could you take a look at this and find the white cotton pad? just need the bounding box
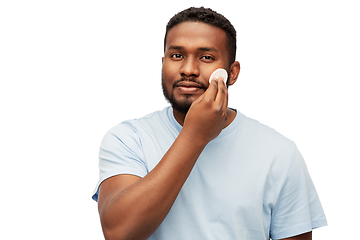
[209,68,228,83]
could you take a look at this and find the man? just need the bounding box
[92,7,327,240]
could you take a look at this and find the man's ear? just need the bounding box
[228,61,240,86]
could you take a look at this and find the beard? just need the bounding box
[162,77,207,114]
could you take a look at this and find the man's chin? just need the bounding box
[162,84,198,114]
[170,99,193,114]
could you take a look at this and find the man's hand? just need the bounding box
[182,78,228,145]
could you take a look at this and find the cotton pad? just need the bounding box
[209,68,228,83]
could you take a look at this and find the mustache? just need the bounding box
[172,77,208,90]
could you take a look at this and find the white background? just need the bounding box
[1,0,359,239]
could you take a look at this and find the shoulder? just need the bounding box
[102,107,176,150]
[107,107,172,135]
[240,113,295,150]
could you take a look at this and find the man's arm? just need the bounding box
[280,231,312,240]
[97,79,228,240]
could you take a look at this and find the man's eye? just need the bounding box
[201,55,214,61]
[171,54,183,59]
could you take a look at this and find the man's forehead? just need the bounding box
[165,22,227,53]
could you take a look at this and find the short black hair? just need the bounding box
[164,7,237,66]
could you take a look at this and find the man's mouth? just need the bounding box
[178,86,201,93]
[174,79,207,94]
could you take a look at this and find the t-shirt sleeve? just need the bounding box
[92,122,148,202]
[270,145,327,239]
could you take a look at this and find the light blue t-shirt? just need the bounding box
[92,107,327,240]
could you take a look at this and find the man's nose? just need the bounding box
[180,57,200,77]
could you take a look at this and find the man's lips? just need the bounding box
[173,79,207,94]
[177,86,201,93]
[176,82,204,93]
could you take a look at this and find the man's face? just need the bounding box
[162,21,230,114]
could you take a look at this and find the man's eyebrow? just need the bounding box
[167,46,219,52]
[168,45,184,50]
[198,47,219,52]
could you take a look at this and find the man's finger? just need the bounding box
[214,77,227,109]
[204,78,219,101]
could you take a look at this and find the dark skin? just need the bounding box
[97,22,312,240]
